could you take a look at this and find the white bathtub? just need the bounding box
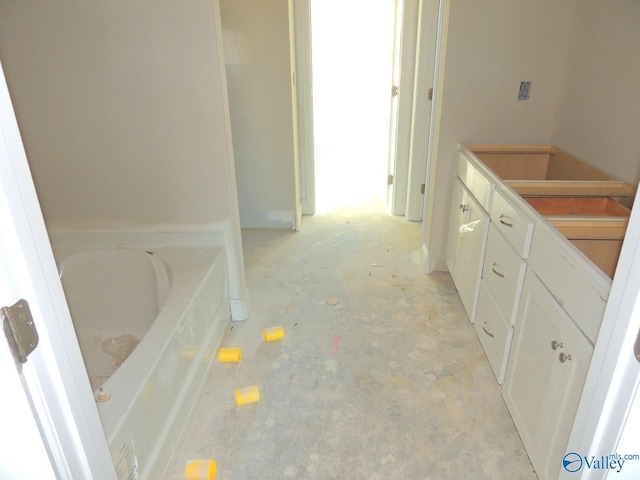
[56,246,230,480]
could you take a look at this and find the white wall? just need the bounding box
[552,0,640,185]
[425,0,578,271]
[0,0,248,316]
[220,0,298,228]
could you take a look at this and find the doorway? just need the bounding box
[310,0,396,214]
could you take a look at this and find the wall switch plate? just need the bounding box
[518,81,532,100]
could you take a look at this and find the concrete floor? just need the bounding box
[165,202,537,479]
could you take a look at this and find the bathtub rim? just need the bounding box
[48,230,249,321]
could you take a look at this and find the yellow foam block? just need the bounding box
[235,385,260,406]
[218,347,242,363]
[184,459,216,480]
[263,326,285,342]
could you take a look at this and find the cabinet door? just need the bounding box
[446,177,489,322]
[475,282,513,383]
[503,271,593,480]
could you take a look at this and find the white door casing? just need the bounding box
[292,0,315,216]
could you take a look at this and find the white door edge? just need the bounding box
[0,59,117,479]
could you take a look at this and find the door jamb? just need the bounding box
[292,0,315,216]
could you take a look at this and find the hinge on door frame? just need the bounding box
[420,183,426,194]
[2,299,38,372]
[428,88,433,101]
[391,85,398,97]
[388,174,394,185]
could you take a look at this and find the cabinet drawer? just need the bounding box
[475,282,513,384]
[456,151,494,211]
[528,225,610,344]
[482,225,527,325]
[491,188,534,257]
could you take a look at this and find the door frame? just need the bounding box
[292,0,315,216]
[295,0,429,217]
[0,60,116,479]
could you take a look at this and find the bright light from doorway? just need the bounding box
[311,0,396,214]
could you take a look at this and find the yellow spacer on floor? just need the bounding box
[235,385,260,406]
[263,325,285,342]
[218,347,242,363]
[184,459,217,480]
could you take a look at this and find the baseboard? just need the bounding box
[421,243,432,274]
[230,288,250,321]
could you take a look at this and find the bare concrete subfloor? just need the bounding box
[165,202,537,480]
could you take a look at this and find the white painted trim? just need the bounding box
[231,294,251,322]
[421,242,433,274]
[211,0,250,320]
[48,230,226,248]
[421,0,449,264]
[293,0,315,216]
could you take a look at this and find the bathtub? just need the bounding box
[56,246,230,480]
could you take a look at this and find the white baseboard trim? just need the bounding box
[230,288,250,321]
[421,243,432,274]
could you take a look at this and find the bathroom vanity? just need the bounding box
[446,144,636,480]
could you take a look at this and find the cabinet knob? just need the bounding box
[559,352,572,363]
[551,340,563,350]
[459,203,469,212]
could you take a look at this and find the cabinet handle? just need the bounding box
[482,321,495,338]
[559,352,572,363]
[499,214,514,227]
[491,262,505,278]
[551,340,563,350]
[459,203,469,212]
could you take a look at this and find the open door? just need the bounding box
[0,60,116,479]
[387,0,420,216]
[405,0,440,221]
[386,0,403,211]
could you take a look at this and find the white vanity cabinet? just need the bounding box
[451,144,626,480]
[503,270,593,480]
[446,176,490,322]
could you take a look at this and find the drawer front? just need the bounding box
[491,189,534,257]
[456,151,494,211]
[482,225,527,325]
[528,225,609,344]
[475,283,513,384]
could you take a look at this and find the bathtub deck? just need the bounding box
[55,245,230,480]
[164,202,537,480]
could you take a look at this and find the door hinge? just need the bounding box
[428,88,433,101]
[388,174,394,185]
[391,85,398,97]
[420,183,426,194]
[2,299,38,371]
